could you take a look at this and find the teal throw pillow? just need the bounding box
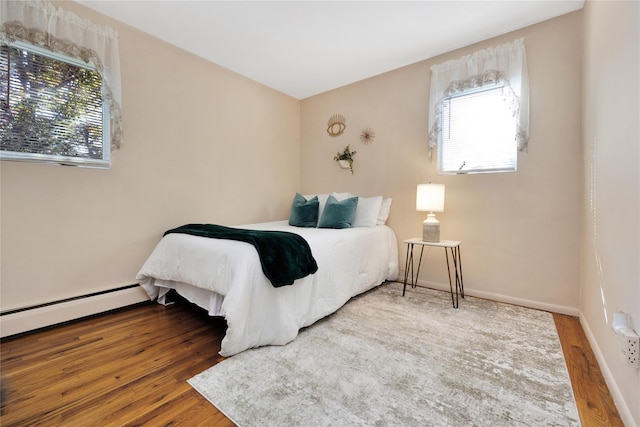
[318,195,359,229]
[288,193,319,227]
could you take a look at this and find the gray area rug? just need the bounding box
[189,282,580,426]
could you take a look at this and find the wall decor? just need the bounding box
[360,128,375,144]
[334,145,357,174]
[327,114,346,137]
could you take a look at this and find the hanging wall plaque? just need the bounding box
[327,114,346,137]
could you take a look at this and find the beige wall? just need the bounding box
[0,2,301,311]
[581,1,639,425]
[2,2,637,423]
[301,12,583,314]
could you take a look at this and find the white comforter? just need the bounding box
[137,220,398,356]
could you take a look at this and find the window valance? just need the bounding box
[428,38,529,158]
[1,0,122,149]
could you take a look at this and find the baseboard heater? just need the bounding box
[0,284,150,339]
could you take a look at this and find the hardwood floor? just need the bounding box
[1,301,233,427]
[553,314,624,427]
[1,296,623,426]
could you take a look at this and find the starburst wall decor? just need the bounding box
[360,128,375,144]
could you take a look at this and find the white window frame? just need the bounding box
[438,84,518,175]
[1,40,110,168]
[428,39,529,166]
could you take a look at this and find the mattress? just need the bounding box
[137,220,398,356]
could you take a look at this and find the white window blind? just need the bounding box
[439,85,517,174]
[1,41,109,168]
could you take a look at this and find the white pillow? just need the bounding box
[328,192,352,201]
[352,196,383,227]
[376,197,392,225]
[303,193,350,222]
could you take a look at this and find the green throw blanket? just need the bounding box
[164,224,318,288]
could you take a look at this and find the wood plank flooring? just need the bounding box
[1,295,623,426]
[554,314,625,427]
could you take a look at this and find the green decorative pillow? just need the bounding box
[318,195,359,229]
[288,193,319,227]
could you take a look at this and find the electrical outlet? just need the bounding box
[618,328,639,369]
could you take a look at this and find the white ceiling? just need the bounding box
[76,1,584,99]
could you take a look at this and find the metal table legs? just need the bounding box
[402,242,465,308]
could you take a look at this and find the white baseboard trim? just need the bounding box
[401,277,580,316]
[579,314,637,427]
[0,285,150,339]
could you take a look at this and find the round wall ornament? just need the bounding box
[360,128,375,144]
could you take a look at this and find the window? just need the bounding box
[439,84,517,174]
[428,39,529,173]
[0,41,110,168]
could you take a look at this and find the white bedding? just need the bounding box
[137,220,398,356]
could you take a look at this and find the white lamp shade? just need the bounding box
[416,184,445,212]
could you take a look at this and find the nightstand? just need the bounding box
[402,238,465,308]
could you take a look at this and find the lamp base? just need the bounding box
[423,213,440,242]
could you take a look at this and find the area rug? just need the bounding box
[188,282,580,426]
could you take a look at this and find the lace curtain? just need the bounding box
[428,38,529,158]
[1,0,122,149]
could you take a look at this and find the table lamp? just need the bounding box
[416,183,445,242]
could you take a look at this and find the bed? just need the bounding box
[137,194,398,356]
